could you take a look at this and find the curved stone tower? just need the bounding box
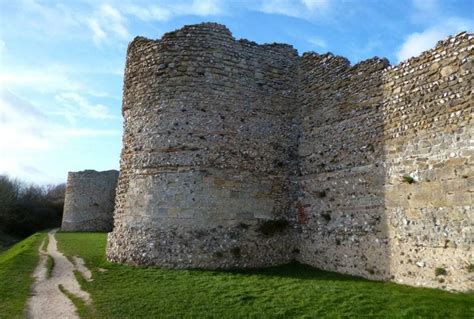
[107,23,299,268]
[62,170,119,231]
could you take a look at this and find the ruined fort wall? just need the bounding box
[383,33,473,290]
[295,54,390,280]
[107,23,300,268]
[62,170,119,232]
[106,22,472,290]
[296,33,473,291]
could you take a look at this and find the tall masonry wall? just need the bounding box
[107,23,473,291]
[107,23,300,268]
[62,170,119,231]
[296,32,473,291]
[296,55,391,280]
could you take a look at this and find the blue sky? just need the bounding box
[0,0,472,185]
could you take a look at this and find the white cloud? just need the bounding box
[88,19,107,45]
[396,18,473,62]
[55,92,117,122]
[124,0,223,22]
[20,0,81,33]
[412,0,438,13]
[301,0,330,12]
[259,0,329,20]
[0,40,6,58]
[0,90,120,183]
[88,4,130,45]
[0,64,84,94]
[123,5,172,22]
[411,0,439,23]
[0,90,50,150]
[307,37,327,48]
[0,90,119,150]
[189,0,222,16]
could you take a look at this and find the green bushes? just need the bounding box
[0,175,65,238]
[402,175,415,184]
[467,264,474,273]
[435,267,447,276]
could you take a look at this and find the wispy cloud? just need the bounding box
[55,92,117,122]
[19,0,81,34]
[88,4,130,45]
[259,0,330,20]
[123,0,223,22]
[0,90,119,150]
[396,17,472,62]
[0,64,84,94]
[306,37,327,48]
[411,0,439,23]
[0,40,6,58]
[0,90,120,183]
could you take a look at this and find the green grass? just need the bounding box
[0,232,46,318]
[59,282,96,318]
[46,255,55,279]
[55,232,474,319]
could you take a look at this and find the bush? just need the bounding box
[0,175,65,238]
[402,175,415,184]
[435,267,447,276]
[467,264,474,273]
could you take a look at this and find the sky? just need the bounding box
[0,0,472,185]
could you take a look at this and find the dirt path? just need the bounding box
[26,229,92,318]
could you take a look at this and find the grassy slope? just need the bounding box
[56,232,473,319]
[0,232,46,318]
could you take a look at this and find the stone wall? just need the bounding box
[107,22,472,291]
[296,32,473,291]
[107,23,299,268]
[383,33,472,290]
[62,170,119,232]
[296,54,391,280]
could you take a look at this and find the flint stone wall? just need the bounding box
[107,22,473,291]
[62,170,119,232]
[107,23,299,268]
[296,32,473,291]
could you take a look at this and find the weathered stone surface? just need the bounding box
[296,31,473,292]
[107,23,298,268]
[62,170,119,232]
[106,23,473,291]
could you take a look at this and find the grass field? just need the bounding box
[0,232,46,318]
[53,232,473,318]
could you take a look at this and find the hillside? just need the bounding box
[0,231,472,318]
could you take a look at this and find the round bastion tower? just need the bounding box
[106,23,300,268]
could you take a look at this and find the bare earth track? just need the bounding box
[26,229,92,318]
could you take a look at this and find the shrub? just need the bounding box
[0,175,65,238]
[467,264,474,273]
[402,175,415,184]
[435,267,447,276]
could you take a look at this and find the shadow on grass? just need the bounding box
[206,261,369,282]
